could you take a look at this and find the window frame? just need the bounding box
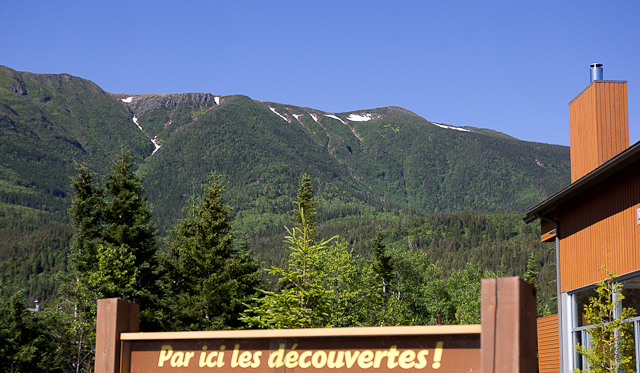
[569,272,640,372]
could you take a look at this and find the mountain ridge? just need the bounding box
[109,90,522,148]
[0,65,570,224]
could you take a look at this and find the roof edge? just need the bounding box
[524,139,640,223]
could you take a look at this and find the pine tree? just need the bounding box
[164,172,263,330]
[293,174,317,242]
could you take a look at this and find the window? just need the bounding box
[570,274,640,372]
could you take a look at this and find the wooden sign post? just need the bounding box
[95,277,537,373]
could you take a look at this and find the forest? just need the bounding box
[0,152,554,372]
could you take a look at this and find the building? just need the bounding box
[524,64,638,372]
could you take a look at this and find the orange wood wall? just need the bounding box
[569,81,628,182]
[537,314,559,373]
[558,159,640,292]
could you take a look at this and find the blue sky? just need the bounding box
[2,1,638,147]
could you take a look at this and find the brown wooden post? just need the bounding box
[95,298,140,373]
[481,277,538,372]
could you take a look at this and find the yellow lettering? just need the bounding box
[414,350,429,369]
[232,344,241,367]
[239,351,253,368]
[374,350,388,368]
[184,352,195,367]
[327,351,345,368]
[218,347,226,368]
[268,344,285,368]
[358,350,374,369]
[199,346,209,367]
[432,342,443,369]
[158,345,173,367]
[285,350,299,368]
[312,351,328,368]
[251,351,262,368]
[398,350,415,369]
[387,346,400,369]
[345,351,360,368]
[170,351,185,367]
[299,351,312,368]
[206,352,218,367]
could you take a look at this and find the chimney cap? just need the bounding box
[590,63,603,68]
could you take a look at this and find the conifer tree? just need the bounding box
[293,174,317,242]
[523,252,538,286]
[371,231,394,295]
[523,252,550,317]
[164,172,263,330]
[242,210,335,329]
[0,291,62,371]
[67,150,161,330]
[102,150,159,294]
[69,165,105,274]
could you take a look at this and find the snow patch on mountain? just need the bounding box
[292,113,301,122]
[324,114,345,125]
[121,97,133,103]
[309,113,320,123]
[347,113,373,122]
[214,96,220,105]
[151,136,161,155]
[269,106,290,122]
[133,116,161,155]
[432,122,470,132]
[132,116,144,131]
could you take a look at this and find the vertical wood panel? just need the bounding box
[537,314,559,373]
[560,161,640,292]
[569,82,628,182]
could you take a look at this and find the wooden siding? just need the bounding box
[541,215,557,243]
[558,159,640,292]
[537,314,559,373]
[569,81,628,182]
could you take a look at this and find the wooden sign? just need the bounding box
[96,277,537,373]
[121,326,481,373]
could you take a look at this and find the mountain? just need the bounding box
[0,66,566,303]
[117,92,569,234]
[0,66,153,212]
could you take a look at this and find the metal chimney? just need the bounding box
[590,63,603,82]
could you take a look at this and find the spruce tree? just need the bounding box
[67,150,161,330]
[102,150,159,290]
[69,165,105,274]
[293,174,317,242]
[164,172,263,330]
[242,210,335,329]
[371,231,394,295]
[523,252,538,286]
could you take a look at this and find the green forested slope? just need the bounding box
[0,65,153,212]
[0,66,154,301]
[0,66,566,307]
[129,95,569,236]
